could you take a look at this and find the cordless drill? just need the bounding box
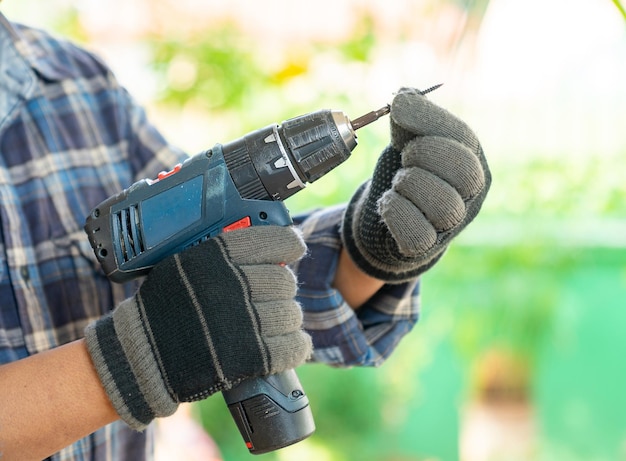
[84,104,389,454]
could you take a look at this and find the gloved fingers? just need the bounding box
[390,87,480,153]
[264,330,313,375]
[240,265,298,302]
[391,168,465,232]
[401,136,486,200]
[254,299,303,337]
[218,225,306,265]
[378,190,437,256]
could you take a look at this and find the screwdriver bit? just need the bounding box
[351,83,443,131]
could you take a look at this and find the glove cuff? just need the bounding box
[85,296,178,431]
[341,181,445,283]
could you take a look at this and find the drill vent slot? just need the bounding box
[114,205,145,263]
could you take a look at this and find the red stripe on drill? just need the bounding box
[223,216,251,232]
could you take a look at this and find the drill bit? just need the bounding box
[351,83,443,131]
[351,105,391,131]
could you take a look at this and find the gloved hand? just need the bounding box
[85,225,312,430]
[342,87,491,282]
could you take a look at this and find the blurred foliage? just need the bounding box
[146,13,382,113]
[51,6,89,45]
[484,154,626,219]
[148,24,272,111]
[612,0,626,20]
[335,13,377,62]
[428,244,563,396]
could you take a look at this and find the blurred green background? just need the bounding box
[4,0,625,459]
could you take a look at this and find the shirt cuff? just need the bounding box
[292,205,421,367]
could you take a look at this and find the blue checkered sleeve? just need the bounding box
[292,205,420,367]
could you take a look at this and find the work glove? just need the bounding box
[342,87,491,282]
[85,225,312,430]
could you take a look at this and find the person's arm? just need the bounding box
[294,86,490,369]
[0,225,311,460]
[292,206,420,367]
[0,231,381,460]
[0,339,118,460]
[332,247,384,309]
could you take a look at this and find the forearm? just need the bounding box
[332,247,384,309]
[0,339,118,460]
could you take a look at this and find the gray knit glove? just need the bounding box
[342,87,491,282]
[85,225,312,430]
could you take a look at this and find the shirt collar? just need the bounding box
[0,12,37,100]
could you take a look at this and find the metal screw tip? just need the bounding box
[420,83,444,95]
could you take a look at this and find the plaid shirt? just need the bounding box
[0,13,420,461]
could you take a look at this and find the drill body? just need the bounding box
[84,108,377,454]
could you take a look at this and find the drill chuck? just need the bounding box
[223,109,357,202]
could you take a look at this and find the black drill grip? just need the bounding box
[223,370,315,454]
